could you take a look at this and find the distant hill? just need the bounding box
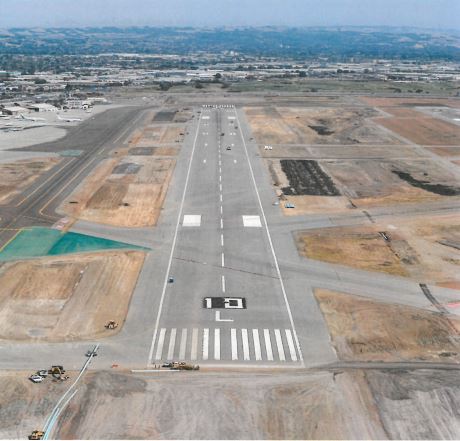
[1,26,459,61]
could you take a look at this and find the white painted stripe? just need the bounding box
[203,159,206,164]
[221,234,224,247]
[234,159,237,164]
[167,328,176,360]
[183,215,201,227]
[242,215,262,228]
[219,175,222,182]
[220,205,223,215]
[221,253,225,267]
[274,329,285,361]
[263,329,274,361]
[231,328,238,360]
[219,183,222,192]
[221,275,226,293]
[202,328,209,361]
[191,328,198,361]
[214,328,221,360]
[219,167,222,174]
[242,329,250,360]
[285,329,297,361]
[154,328,166,360]
[252,329,262,361]
[179,329,187,360]
[147,112,203,365]
[220,218,223,229]
[219,160,222,166]
[220,194,223,202]
[234,110,304,366]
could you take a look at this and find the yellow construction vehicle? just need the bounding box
[48,365,67,381]
[162,362,199,371]
[28,430,44,440]
[105,320,118,329]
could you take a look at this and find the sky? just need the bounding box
[0,0,459,30]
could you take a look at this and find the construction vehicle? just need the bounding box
[28,431,44,440]
[105,320,118,329]
[48,366,67,381]
[162,362,199,371]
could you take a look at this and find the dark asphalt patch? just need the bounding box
[153,111,177,122]
[129,147,154,156]
[112,163,141,174]
[392,170,460,196]
[281,160,340,196]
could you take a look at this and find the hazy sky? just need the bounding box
[0,0,458,29]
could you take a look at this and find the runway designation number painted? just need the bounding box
[204,297,246,309]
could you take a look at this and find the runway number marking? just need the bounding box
[203,297,246,309]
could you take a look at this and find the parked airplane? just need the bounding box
[57,114,82,122]
[17,113,46,122]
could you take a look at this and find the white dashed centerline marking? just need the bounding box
[220,218,223,229]
[221,275,226,292]
[221,234,224,246]
[220,194,223,202]
[220,206,223,215]
[221,253,225,267]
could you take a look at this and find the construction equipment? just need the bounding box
[28,431,44,440]
[105,320,118,329]
[48,365,66,381]
[162,361,199,371]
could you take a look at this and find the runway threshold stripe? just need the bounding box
[231,328,238,360]
[203,328,209,361]
[214,328,221,360]
[263,329,274,361]
[155,328,166,360]
[179,329,187,360]
[285,329,297,361]
[242,329,250,361]
[167,328,177,360]
[274,329,286,361]
[253,329,262,361]
[191,328,198,361]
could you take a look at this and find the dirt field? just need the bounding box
[0,158,60,204]
[297,215,460,285]
[53,370,386,439]
[270,158,460,215]
[428,146,460,157]
[360,97,460,108]
[0,251,144,341]
[61,155,175,227]
[315,289,460,362]
[375,116,460,145]
[159,126,184,144]
[244,106,401,145]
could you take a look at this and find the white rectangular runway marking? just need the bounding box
[214,328,221,360]
[263,329,274,361]
[234,159,237,164]
[167,328,176,360]
[190,328,198,361]
[219,160,221,166]
[221,234,224,247]
[231,328,238,360]
[221,253,225,267]
[220,218,223,229]
[252,329,262,361]
[219,167,222,174]
[220,194,223,202]
[202,116,210,120]
[221,275,226,292]
[285,329,297,361]
[242,329,250,360]
[242,215,262,227]
[220,205,223,215]
[202,328,209,361]
[219,183,222,192]
[203,159,206,164]
[179,329,187,360]
[219,175,221,182]
[274,329,285,361]
[183,215,201,227]
[155,328,166,360]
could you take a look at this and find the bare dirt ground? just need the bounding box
[297,214,460,286]
[315,289,460,362]
[159,126,184,144]
[54,370,386,440]
[270,158,459,215]
[60,155,175,227]
[0,158,60,204]
[0,251,144,341]
[428,146,460,157]
[2,369,458,440]
[360,97,460,108]
[374,116,460,146]
[244,106,401,145]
